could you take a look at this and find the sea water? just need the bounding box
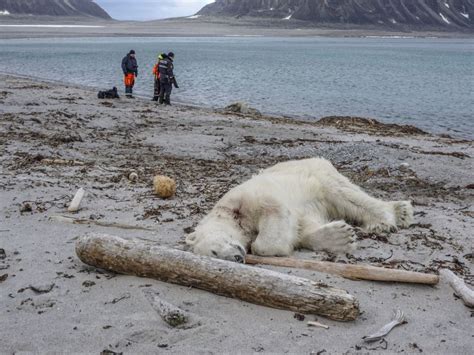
[0,36,472,138]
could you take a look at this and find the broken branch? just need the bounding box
[440,269,474,308]
[50,215,155,231]
[245,255,439,285]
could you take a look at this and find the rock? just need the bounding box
[20,202,33,213]
[68,188,85,213]
[128,172,138,183]
[153,175,177,199]
[294,313,305,321]
[224,102,261,116]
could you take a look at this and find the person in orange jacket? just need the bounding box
[121,50,138,98]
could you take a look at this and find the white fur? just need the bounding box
[186,158,414,261]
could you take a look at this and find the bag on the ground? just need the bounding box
[98,87,120,99]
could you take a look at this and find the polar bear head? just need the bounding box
[185,224,247,263]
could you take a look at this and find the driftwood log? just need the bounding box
[245,255,439,285]
[76,234,359,321]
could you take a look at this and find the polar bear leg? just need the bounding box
[299,218,356,253]
[324,173,413,233]
[250,206,298,257]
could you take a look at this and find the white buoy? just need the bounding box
[68,188,85,212]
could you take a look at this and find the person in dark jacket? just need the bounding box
[152,53,167,102]
[121,50,138,98]
[158,52,176,105]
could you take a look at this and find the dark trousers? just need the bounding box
[153,79,160,101]
[159,82,172,104]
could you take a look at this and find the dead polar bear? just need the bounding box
[186,158,414,262]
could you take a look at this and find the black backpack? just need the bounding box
[98,87,119,99]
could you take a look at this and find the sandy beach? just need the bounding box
[0,74,473,354]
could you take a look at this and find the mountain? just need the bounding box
[0,0,111,19]
[198,0,473,29]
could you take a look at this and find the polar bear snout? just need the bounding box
[233,254,245,263]
[186,229,247,263]
[210,242,246,263]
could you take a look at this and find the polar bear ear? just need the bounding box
[185,232,198,246]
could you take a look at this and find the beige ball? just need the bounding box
[153,175,176,199]
[128,172,138,183]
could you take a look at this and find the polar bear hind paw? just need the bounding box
[305,221,357,254]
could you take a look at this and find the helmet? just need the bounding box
[167,52,175,58]
[129,50,136,55]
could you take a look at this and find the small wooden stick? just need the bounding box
[245,255,439,285]
[50,215,156,231]
[41,158,85,166]
[440,269,474,308]
[307,321,329,329]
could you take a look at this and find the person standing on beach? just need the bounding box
[152,53,167,102]
[158,52,177,105]
[121,50,138,99]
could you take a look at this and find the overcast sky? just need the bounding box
[95,0,214,20]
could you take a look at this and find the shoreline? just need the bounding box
[1,71,469,141]
[0,74,473,354]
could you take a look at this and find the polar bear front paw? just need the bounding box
[393,201,414,229]
[251,239,292,257]
[311,221,357,253]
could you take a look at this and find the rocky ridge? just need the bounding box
[0,0,111,19]
[198,0,473,30]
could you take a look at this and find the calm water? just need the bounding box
[0,37,472,138]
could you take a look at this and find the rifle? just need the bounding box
[171,77,179,89]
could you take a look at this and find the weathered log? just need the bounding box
[440,269,474,308]
[76,234,359,321]
[245,255,439,285]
